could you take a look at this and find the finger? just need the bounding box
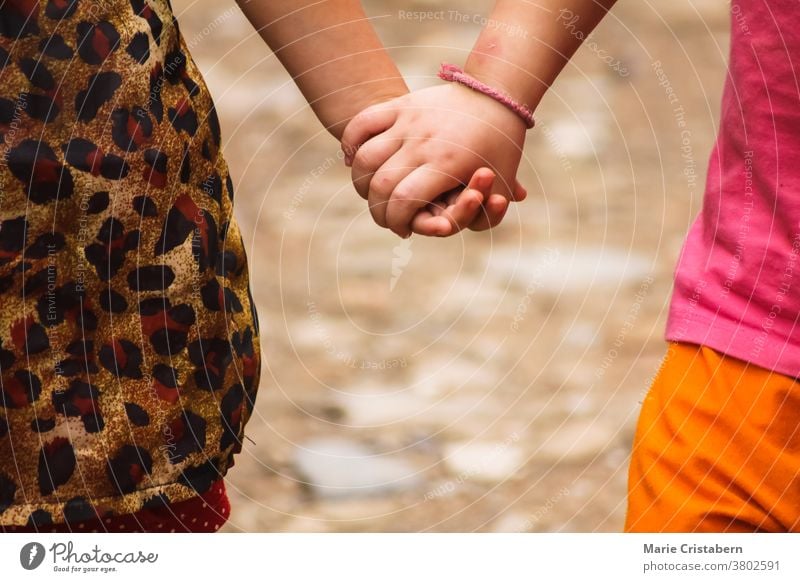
[409,207,447,237]
[426,187,464,216]
[431,169,494,233]
[341,102,400,166]
[465,168,496,199]
[366,154,415,229]
[512,180,528,202]
[485,168,520,202]
[386,165,461,238]
[468,193,509,232]
[409,168,501,236]
[438,188,485,234]
[350,133,404,200]
[411,210,453,237]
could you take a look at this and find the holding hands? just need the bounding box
[341,82,529,238]
[243,0,610,239]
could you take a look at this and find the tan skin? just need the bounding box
[235,0,616,238]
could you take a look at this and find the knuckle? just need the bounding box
[356,102,386,125]
[369,205,387,227]
[369,176,394,200]
[351,107,372,127]
[342,141,359,158]
[355,184,369,200]
[352,173,372,195]
[440,148,456,163]
[391,187,414,203]
[353,148,378,171]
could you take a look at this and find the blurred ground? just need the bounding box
[171,0,730,532]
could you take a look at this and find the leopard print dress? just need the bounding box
[0,0,261,526]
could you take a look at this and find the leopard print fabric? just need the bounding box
[0,0,261,526]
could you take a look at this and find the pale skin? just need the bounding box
[235,0,617,237]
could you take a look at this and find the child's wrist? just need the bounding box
[324,79,409,140]
[439,64,535,129]
[463,67,543,117]
[463,51,548,119]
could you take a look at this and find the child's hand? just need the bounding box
[342,83,528,238]
[408,167,518,237]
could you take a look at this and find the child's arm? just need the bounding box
[465,0,617,118]
[235,0,509,234]
[234,0,408,139]
[342,0,617,238]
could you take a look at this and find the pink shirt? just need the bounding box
[666,0,800,378]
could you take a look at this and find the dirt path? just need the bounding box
[171,0,729,532]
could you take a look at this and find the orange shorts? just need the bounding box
[625,341,800,532]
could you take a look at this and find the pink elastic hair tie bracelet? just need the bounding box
[438,63,535,129]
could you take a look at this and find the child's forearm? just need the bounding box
[465,0,617,113]
[235,0,408,139]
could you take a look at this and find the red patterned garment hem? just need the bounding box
[1,480,230,533]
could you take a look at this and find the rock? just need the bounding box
[280,515,330,533]
[287,316,360,363]
[429,274,520,320]
[488,246,652,293]
[288,318,329,349]
[551,361,603,392]
[337,279,393,313]
[409,356,496,398]
[309,497,401,521]
[544,116,608,159]
[560,322,599,350]
[336,387,427,425]
[336,379,507,432]
[418,396,504,431]
[534,420,617,462]
[564,392,598,416]
[443,441,524,483]
[491,512,534,533]
[293,438,422,499]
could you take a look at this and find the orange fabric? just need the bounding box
[625,341,800,532]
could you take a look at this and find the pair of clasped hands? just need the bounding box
[339,82,529,239]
